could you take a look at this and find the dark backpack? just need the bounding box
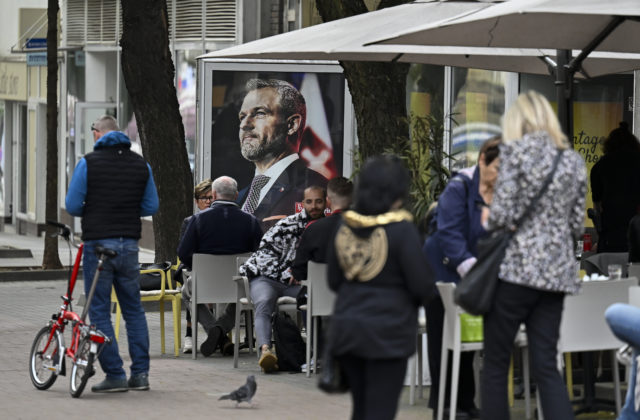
[272,311,306,372]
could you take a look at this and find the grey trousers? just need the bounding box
[249,275,301,348]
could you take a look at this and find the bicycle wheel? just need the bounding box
[29,325,61,390]
[70,337,96,398]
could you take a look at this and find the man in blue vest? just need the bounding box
[66,115,159,393]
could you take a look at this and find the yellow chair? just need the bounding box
[111,263,182,357]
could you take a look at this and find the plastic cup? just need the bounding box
[608,264,622,280]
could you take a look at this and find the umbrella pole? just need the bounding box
[556,49,574,140]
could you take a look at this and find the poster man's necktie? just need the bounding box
[242,175,270,214]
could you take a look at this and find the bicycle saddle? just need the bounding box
[94,246,118,258]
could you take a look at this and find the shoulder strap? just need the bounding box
[513,149,564,230]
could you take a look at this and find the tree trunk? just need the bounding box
[43,0,62,269]
[316,0,411,160]
[120,0,192,263]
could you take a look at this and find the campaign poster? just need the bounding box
[208,69,346,226]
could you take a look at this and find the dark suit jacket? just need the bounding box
[238,157,328,231]
[177,200,263,269]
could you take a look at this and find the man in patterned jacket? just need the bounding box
[239,185,326,372]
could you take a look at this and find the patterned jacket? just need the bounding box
[488,131,587,294]
[239,209,312,284]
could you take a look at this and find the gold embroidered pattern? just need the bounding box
[342,209,413,228]
[335,224,388,282]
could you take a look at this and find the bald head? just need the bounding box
[212,176,238,201]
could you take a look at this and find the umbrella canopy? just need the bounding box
[201,0,640,78]
[374,0,640,54]
[371,0,640,135]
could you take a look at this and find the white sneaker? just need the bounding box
[301,358,318,373]
[183,336,193,354]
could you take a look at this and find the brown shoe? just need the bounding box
[258,348,278,373]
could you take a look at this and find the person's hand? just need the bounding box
[288,276,300,285]
[481,205,491,229]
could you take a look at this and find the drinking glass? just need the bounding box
[608,264,622,280]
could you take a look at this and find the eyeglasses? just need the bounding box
[90,124,98,132]
[198,196,214,202]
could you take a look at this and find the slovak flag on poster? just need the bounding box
[298,73,338,180]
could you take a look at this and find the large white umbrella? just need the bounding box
[371,0,640,134]
[201,0,640,78]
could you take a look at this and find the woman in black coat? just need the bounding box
[326,155,435,420]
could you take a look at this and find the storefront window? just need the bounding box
[520,72,633,228]
[175,49,199,170]
[450,68,509,170]
[407,64,445,125]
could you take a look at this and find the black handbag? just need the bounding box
[317,353,349,394]
[454,149,564,315]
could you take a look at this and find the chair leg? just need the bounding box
[437,344,449,420]
[409,353,417,406]
[612,350,622,414]
[159,298,166,355]
[233,302,241,368]
[449,348,461,420]
[306,309,312,378]
[564,353,573,399]
[114,302,122,341]
[172,297,181,357]
[192,298,198,360]
[418,333,424,399]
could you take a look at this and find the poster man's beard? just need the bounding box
[241,136,290,162]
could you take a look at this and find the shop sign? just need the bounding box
[0,61,27,101]
[27,52,47,67]
[26,38,46,49]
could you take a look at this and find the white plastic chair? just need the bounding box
[409,307,427,405]
[191,253,251,360]
[299,262,335,377]
[436,282,531,420]
[558,277,637,416]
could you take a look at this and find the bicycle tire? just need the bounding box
[69,337,95,398]
[29,325,61,390]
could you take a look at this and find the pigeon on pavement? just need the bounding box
[219,375,257,406]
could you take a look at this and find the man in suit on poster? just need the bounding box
[237,78,328,230]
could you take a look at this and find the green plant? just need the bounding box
[386,112,452,231]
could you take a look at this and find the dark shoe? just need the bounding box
[465,406,480,419]
[91,377,128,393]
[433,408,471,420]
[200,326,223,357]
[220,336,234,356]
[128,373,150,391]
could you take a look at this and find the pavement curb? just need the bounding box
[0,268,81,282]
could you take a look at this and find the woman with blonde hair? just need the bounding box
[481,91,586,419]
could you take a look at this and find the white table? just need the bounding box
[557,277,638,415]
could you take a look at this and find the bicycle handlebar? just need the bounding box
[46,220,80,247]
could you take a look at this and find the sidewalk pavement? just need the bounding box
[0,229,611,419]
[2,278,430,419]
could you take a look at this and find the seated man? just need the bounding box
[239,185,327,372]
[291,177,353,281]
[177,176,262,357]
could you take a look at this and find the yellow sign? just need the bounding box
[572,102,622,227]
[0,61,27,101]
